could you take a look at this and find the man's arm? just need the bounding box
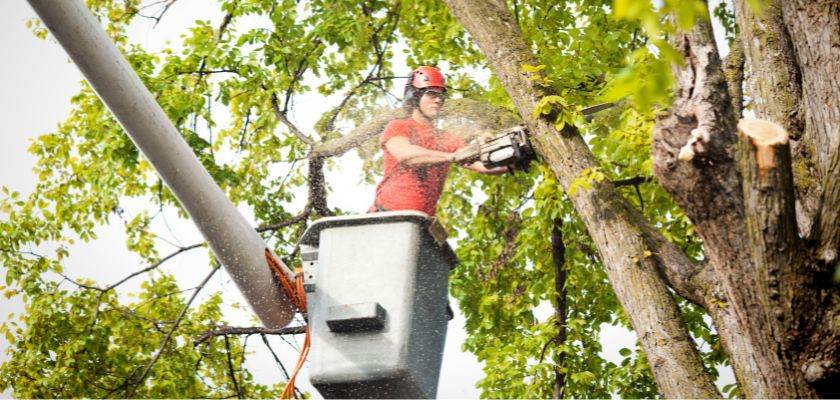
[385,136,511,175]
[385,136,454,166]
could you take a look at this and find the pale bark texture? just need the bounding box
[441,0,840,397]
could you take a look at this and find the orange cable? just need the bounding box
[265,250,312,399]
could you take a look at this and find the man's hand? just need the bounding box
[460,161,513,175]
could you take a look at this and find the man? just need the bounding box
[370,66,507,215]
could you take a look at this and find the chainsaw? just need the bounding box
[452,125,535,171]
[452,102,615,172]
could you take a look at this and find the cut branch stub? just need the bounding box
[738,117,800,364]
[738,119,791,184]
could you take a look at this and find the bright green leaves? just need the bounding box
[24,17,48,39]
[569,167,607,196]
[441,160,658,397]
[602,46,675,112]
[398,0,481,67]
[713,1,738,46]
[613,0,708,34]
[532,94,593,132]
[606,0,712,111]
[0,272,272,398]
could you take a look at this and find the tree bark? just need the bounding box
[441,0,720,397]
[775,0,840,265]
[778,0,840,175]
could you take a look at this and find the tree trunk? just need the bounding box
[442,0,720,397]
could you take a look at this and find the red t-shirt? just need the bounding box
[371,118,465,216]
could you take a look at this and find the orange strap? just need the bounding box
[265,249,310,399]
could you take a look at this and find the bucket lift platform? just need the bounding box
[299,211,458,399]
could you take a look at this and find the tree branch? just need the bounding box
[309,107,404,158]
[737,118,799,338]
[732,0,811,235]
[193,326,307,346]
[306,156,332,217]
[256,211,310,233]
[223,335,243,399]
[269,92,314,146]
[654,10,796,398]
[659,5,815,397]
[125,0,179,27]
[104,243,204,292]
[321,3,400,135]
[126,263,220,397]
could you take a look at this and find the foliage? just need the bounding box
[2,0,734,397]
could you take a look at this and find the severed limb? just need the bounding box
[737,118,799,343]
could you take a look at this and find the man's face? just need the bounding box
[418,87,446,119]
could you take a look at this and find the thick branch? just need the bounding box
[778,0,839,172]
[738,118,799,340]
[441,0,718,397]
[733,0,803,135]
[310,108,405,158]
[307,156,331,216]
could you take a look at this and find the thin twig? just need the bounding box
[223,335,243,399]
[256,212,310,233]
[260,333,291,380]
[125,263,220,397]
[104,243,204,292]
[269,92,314,146]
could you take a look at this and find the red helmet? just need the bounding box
[405,66,446,97]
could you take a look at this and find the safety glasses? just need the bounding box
[423,90,447,101]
